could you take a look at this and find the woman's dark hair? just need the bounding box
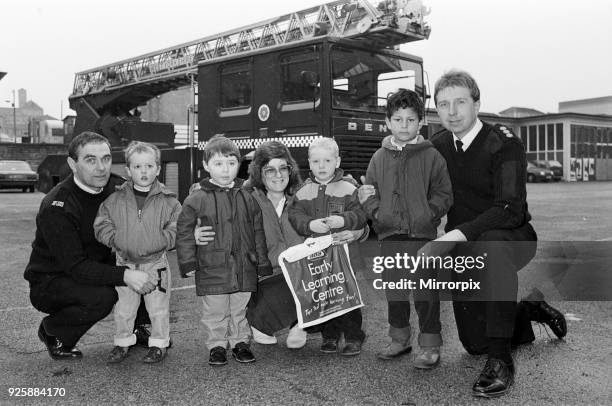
[247,141,302,194]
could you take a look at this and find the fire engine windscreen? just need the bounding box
[331,46,423,111]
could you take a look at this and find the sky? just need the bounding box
[1,0,610,119]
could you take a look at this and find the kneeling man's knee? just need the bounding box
[477,229,510,242]
[85,287,117,320]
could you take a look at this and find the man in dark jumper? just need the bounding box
[424,70,567,398]
[24,131,155,359]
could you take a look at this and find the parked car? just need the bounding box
[533,159,563,181]
[527,161,554,183]
[0,160,38,192]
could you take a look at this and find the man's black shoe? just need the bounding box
[133,324,151,347]
[472,358,515,398]
[524,289,567,338]
[232,342,256,363]
[208,346,227,366]
[37,323,83,360]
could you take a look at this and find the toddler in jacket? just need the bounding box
[288,137,368,356]
[359,89,453,368]
[94,141,182,364]
[176,135,272,366]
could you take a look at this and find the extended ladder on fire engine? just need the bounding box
[70,0,430,104]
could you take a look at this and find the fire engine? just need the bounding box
[38,0,430,200]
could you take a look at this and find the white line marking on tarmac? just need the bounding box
[172,284,196,291]
[0,305,34,312]
[0,285,196,313]
[0,217,35,222]
[565,313,582,321]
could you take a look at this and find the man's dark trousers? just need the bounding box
[451,223,537,354]
[29,274,118,348]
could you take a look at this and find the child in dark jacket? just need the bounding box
[94,141,182,364]
[288,137,368,356]
[359,89,453,369]
[176,136,272,366]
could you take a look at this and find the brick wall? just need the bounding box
[0,143,67,171]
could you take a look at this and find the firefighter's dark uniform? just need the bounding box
[24,174,129,348]
[430,122,538,353]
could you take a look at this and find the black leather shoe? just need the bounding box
[232,342,256,363]
[340,340,362,356]
[472,358,515,398]
[134,324,151,347]
[524,291,567,338]
[208,346,227,366]
[320,338,338,354]
[37,323,83,360]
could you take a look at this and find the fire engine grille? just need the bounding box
[334,134,383,177]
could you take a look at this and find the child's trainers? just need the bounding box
[143,346,167,363]
[251,327,277,345]
[320,338,338,354]
[414,347,440,369]
[208,346,227,366]
[107,346,129,363]
[232,342,256,363]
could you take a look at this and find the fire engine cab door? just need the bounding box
[252,47,322,144]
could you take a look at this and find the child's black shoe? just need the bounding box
[208,346,227,366]
[340,340,362,356]
[232,342,256,363]
[143,346,167,363]
[320,338,338,354]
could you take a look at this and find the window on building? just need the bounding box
[589,127,597,158]
[538,124,546,151]
[520,126,527,145]
[570,125,576,156]
[556,123,563,150]
[547,124,555,150]
[219,62,251,110]
[528,126,537,151]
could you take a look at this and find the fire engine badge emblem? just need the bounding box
[258,104,270,122]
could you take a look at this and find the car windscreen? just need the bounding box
[331,46,423,113]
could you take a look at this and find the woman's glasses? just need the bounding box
[262,165,292,178]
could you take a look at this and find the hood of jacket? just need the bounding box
[116,178,177,198]
[199,177,245,192]
[381,134,434,156]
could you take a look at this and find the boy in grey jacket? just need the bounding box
[360,89,453,369]
[95,141,181,364]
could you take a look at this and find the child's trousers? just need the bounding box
[201,291,252,349]
[381,236,442,348]
[320,308,366,343]
[113,254,171,348]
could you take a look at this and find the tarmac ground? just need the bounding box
[0,181,611,405]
